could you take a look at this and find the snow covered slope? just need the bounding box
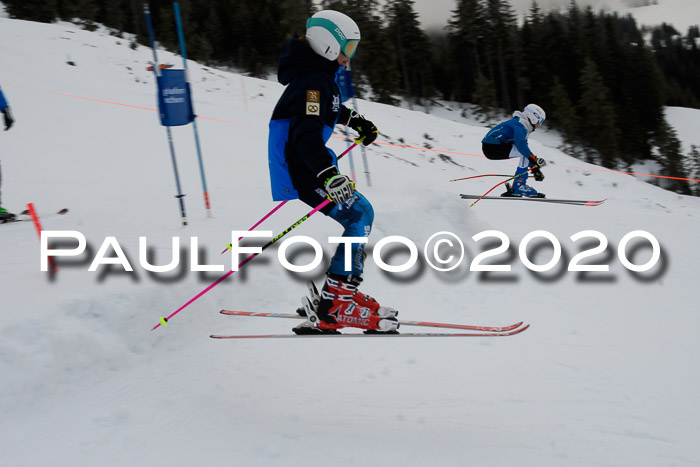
[0,15,699,467]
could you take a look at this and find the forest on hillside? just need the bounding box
[5,0,700,195]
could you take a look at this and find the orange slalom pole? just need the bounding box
[27,203,57,274]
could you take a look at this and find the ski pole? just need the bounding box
[344,127,357,182]
[346,63,371,186]
[153,198,332,330]
[449,174,513,182]
[174,2,212,217]
[219,138,363,254]
[144,3,188,226]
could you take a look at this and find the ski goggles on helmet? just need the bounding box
[343,39,360,58]
[527,108,545,126]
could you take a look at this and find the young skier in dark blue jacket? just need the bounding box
[268,10,399,335]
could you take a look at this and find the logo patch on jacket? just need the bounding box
[306,90,320,116]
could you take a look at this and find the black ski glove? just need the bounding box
[531,166,545,182]
[2,106,14,131]
[346,110,378,146]
[529,155,546,181]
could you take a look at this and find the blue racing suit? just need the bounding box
[481,112,536,169]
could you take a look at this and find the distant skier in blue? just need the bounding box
[268,10,399,335]
[482,104,547,197]
[0,85,16,221]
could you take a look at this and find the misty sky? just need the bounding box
[412,0,644,29]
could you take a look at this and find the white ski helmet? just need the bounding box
[306,10,361,61]
[524,103,546,127]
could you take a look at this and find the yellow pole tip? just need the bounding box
[159,317,168,326]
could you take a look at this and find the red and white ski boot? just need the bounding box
[351,278,398,317]
[293,275,399,335]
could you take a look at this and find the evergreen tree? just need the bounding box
[281,0,314,39]
[618,43,666,164]
[5,0,57,22]
[321,0,401,103]
[95,0,126,32]
[516,2,541,102]
[651,23,700,108]
[472,72,498,123]
[152,2,178,53]
[358,19,402,103]
[58,0,99,23]
[429,32,453,101]
[549,76,579,143]
[447,0,486,102]
[654,121,691,194]
[482,0,518,110]
[688,145,700,196]
[384,0,434,106]
[577,58,619,166]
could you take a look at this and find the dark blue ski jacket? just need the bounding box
[268,36,351,201]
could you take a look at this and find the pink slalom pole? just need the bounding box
[153,198,332,330]
[220,140,361,254]
[220,200,288,254]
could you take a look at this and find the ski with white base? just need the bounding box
[219,310,525,333]
[460,194,604,206]
[210,325,530,339]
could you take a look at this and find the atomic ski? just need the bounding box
[219,310,524,333]
[210,325,530,339]
[460,194,605,206]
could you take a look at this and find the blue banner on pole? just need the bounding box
[156,69,194,126]
[337,69,354,102]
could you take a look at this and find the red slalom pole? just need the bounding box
[449,174,512,182]
[27,203,57,274]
